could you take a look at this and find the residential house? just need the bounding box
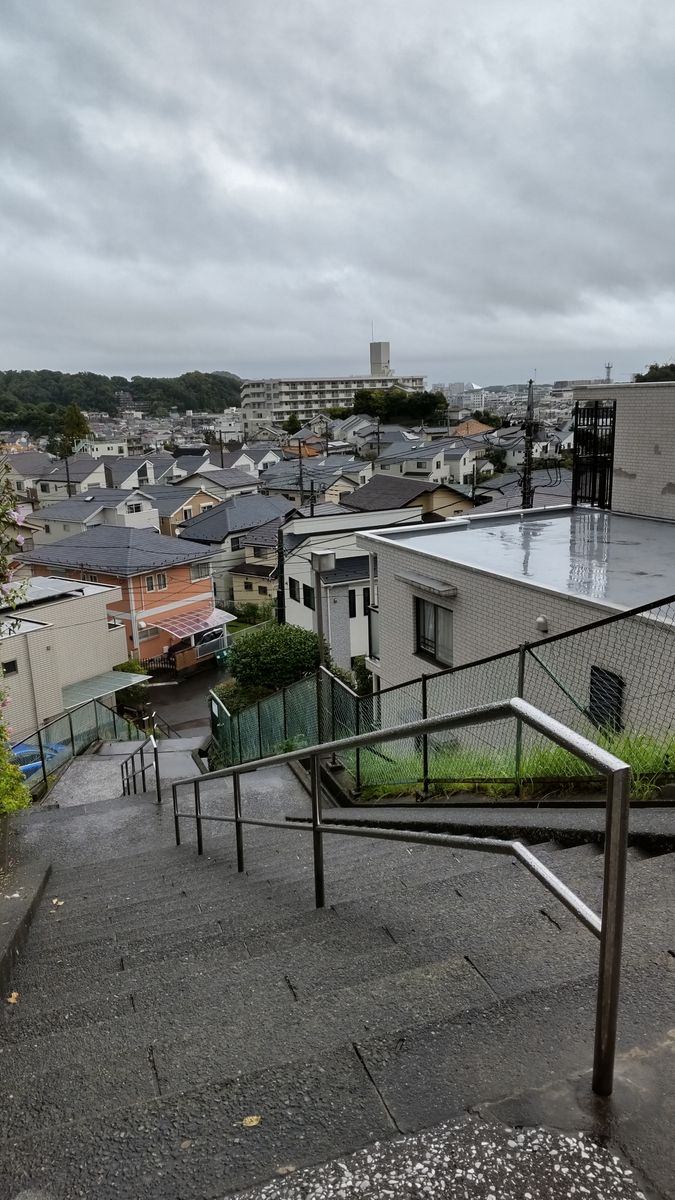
[177,494,296,603]
[19,526,231,672]
[230,518,282,611]
[259,457,358,506]
[7,452,55,504]
[175,465,258,501]
[282,506,426,670]
[101,456,161,489]
[372,439,481,486]
[35,456,107,502]
[138,485,221,536]
[1,576,134,741]
[30,490,161,545]
[342,475,476,519]
[75,437,129,458]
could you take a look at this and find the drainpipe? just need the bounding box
[127,579,140,656]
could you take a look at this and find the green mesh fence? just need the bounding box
[208,595,675,800]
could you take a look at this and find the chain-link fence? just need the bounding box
[210,594,675,800]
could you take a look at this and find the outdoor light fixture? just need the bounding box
[535,615,549,633]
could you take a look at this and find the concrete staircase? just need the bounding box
[2,760,673,1199]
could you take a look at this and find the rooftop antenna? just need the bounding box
[605,361,613,383]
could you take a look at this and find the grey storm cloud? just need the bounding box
[1,0,674,383]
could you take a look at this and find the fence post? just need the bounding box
[93,703,100,742]
[233,772,244,872]
[36,727,49,791]
[154,741,162,804]
[194,779,203,856]
[515,644,526,797]
[257,701,263,758]
[310,754,325,908]
[330,676,336,743]
[67,710,76,758]
[316,671,323,744]
[354,696,361,794]
[282,686,288,742]
[421,674,430,797]
[592,765,630,1096]
[237,712,243,765]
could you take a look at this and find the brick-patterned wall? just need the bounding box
[575,382,675,521]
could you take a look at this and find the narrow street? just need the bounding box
[148,664,229,735]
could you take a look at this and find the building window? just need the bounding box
[127,503,142,513]
[380,464,389,471]
[117,446,125,454]
[191,562,211,581]
[231,536,242,551]
[415,597,453,666]
[363,586,371,615]
[145,575,155,591]
[40,482,49,493]
[201,503,213,511]
[257,585,268,595]
[303,583,315,610]
[62,523,70,532]
[244,581,253,592]
[81,572,98,583]
[589,666,624,732]
[253,547,266,559]
[139,625,160,641]
[156,572,168,590]
[288,577,300,601]
[416,461,426,469]
[348,589,356,618]
[2,660,18,676]
[182,508,193,521]
[44,523,51,534]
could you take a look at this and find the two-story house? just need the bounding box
[138,485,221,536]
[177,494,296,603]
[230,518,283,610]
[19,526,232,672]
[7,452,56,505]
[35,456,107,502]
[30,490,161,545]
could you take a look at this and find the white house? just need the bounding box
[30,490,161,545]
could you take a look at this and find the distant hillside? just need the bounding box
[0,369,242,435]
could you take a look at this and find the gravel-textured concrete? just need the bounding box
[233,1118,651,1200]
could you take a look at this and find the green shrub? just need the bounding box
[0,740,30,815]
[213,679,275,714]
[113,658,149,710]
[228,623,326,691]
[352,655,373,695]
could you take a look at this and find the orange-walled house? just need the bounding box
[19,526,235,673]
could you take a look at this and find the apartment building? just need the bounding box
[241,373,425,436]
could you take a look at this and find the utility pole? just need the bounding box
[219,430,224,467]
[276,523,286,624]
[64,452,73,499]
[311,551,335,665]
[375,417,381,461]
[296,438,304,505]
[309,480,315,517]
[521,377,535,509]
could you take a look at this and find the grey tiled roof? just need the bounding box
[342,476,440,511]
[178,494,295,542]
[7,451,55,477]
[321,555,370,584]
[40,455,102,482]
[19,525,214,575]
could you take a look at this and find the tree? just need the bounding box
[634,362,675,382]
[113,658,149,713]
[283,414,302,435]
[227,623,325,691]
[46,405,90,456]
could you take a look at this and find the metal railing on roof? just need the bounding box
[172,695,630,1097]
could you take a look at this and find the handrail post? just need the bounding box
[421,674,430,797]
[310,754,325,908]
[132,750,138,794]
[237,711,243,766]
[121,761,126,796]
[194,779,203,856]
[154,740,162,803]
[93,702,100,742]
[331,675,336,743]
[316,671,323,745]
[36,727,49,792]
[592,766,630,1096]
[233,772,244,872]
[515,644,526,796]
[172,783,181,846]
[140,744,147,791]
[67,710,76,758]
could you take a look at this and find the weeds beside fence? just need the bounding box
[210,593,675,800]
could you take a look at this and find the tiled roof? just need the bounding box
[19,525,214,575]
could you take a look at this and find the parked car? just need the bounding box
[12,742,69,778]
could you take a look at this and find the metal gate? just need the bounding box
[571,401,616,509]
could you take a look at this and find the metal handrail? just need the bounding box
[120,734,162,803]
[171,696,630,1098]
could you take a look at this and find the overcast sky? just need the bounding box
[1,0,674,385]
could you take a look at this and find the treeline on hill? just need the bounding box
[0,369,242,435]
[633,362,675,382]
[352,388,448,424]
